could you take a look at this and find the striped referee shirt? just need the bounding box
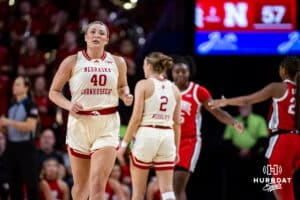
[7,97,38,142]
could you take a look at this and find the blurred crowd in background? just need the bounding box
[0,0,173,199]
[0,0,174,140]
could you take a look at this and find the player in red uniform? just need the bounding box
[209,56,300,200]
[171,56,243,200]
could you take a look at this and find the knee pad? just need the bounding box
[161,191,176,200]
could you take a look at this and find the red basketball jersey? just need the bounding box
[180,82,211,138]
[268,80,296,133]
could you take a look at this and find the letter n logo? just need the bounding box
[224,2,248,28]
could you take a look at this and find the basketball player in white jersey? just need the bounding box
[49,21,133,200]
[118,52,181,200]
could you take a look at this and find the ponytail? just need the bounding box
[146,52,173,74]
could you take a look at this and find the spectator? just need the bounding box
[0,75,11,116]
[39,158,70,200]
[110,162,131,199]
[54,30,81,71]
[48,10,69,35]
[0,45,12,75]
[37,128,64,173]
[32,0,58,35]
[117,38,138,125]
[33,76,57,130]
[79,0,102,26]
[105,177,129,200]
[0,46,12,115]
[9,1,32,54]
[0,129,9,200]
[119,37,137,85]
[0,0,10,40]
[18,35,47,79]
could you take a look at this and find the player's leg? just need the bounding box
[130,158,150,200]
[174,168,190,200]
[88,113,120,199]
[267,134,296,200]
[67,115,92,199]
[273,190,282,200]
[154,131,177,200]
[89,147,117,200]
[156,170,175,200]
[68,147,90,200]
[269,160,294,200]
[130,127,159,200]
[174,136,201,200]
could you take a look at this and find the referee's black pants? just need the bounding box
[6,141,39,200]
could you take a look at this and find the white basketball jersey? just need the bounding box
[140,78,176,127]
[69,50,119,110]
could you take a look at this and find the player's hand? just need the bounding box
[117,146,127,157]
[233,120,244,133]
[208,95,227,109]
[123,94,133,106]
[117,140,128,163]
[117,147,126,164]
[69,102,83,114]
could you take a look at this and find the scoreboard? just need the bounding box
[194,0,300,55]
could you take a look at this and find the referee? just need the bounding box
[0,76,39,200]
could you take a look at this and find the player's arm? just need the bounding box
[121,80,145,145]
[203,98,237,126]
[113,55,133,106]
[49,55,82,113]
[196,85,235,125]
[209,82,281,108]
[172,85,181,156]
[204,100,244,133]
[200,86,242,131]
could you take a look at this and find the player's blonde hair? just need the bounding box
[146,52,173,74]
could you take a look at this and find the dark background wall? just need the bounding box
[135,0,299,199]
